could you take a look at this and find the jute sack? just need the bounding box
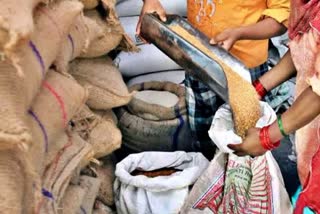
[96,156,116,206]
[79,10,124,58]
[80,0,99,9]
[0,150,40,214]
[0,0,45,56]
[128,81,186,121]
[59,185,86,214]
[39,131,93,214]
[70,57,134,110]
[54,15,89,73]
[72,105,122,159]
[126,70,185,87]
[79,175,102,214]
[116,107,194,152]
[0,1,83,151]
[27,71,88,175]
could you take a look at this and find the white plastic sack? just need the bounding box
[114,44,181,77]
[120,16,143,45]
[114,151,209,214]
[116,0,187,17]
[126,70,185,86]
[209,102,276,153]
[180,102,293,213]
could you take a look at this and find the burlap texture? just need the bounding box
[59,184,86,214]
[38,131,93,214]
[28,71,88,176]
[70,57,134,110]
[79,175,101,214]
[0,0,45,56]
[72,105,122,159]
[0,1,83,151]
[128,81,186,121]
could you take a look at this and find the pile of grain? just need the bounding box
[169,25,260,138]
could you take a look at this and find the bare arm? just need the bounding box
[259,51,296,91]
[229,86,320,157]
[210,17,287,51]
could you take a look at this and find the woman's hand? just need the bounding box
[228,128,268,157]
[136,0,166,35]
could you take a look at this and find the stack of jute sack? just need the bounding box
[0,0,136,213]
[114,0,187,85]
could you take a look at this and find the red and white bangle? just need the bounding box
[253,79,267,99]
[259,125,280,150]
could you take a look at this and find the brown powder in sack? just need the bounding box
[170,25,260,138]
[131,168,182,178]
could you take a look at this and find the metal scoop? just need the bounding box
[140,13,250,103]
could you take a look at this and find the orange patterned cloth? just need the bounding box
[187,0,290,68]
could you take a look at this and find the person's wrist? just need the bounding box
[235,27,245,40]
[269,121,284,143]
[259,125,281,150]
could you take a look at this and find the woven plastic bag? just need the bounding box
[180,102,293,213]
[114,151,209,214]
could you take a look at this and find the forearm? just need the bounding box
[238,17,287,40]
[259,51,296,91]
[269,87,320,142]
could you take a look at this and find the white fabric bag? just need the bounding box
[180,102,293,213]
[114,151,209,214]
[116,0,187,17]
[114,44,181,77]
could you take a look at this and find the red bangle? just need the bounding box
[253,79,267,98]
[259,126,280,151]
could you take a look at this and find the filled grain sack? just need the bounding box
[81,9,137,58]
[70,57,134,110]
[115,0,187,17]
[115,44,181,77]
[0,150,40,214]
[72,105,122,159]
[28,71,88,175]
[60,185,87,214]
[80,0,99,9]
[128,81,186,121]
[39,132,93,214]
[0,1,83,151]
[116,107,194,152]
[0,0,44,56]
[180,102,292,213]
[54,15,104,73]
[79,176,101,214]
[127,70,185,87]
[114,151,209,214]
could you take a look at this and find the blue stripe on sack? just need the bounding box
[80,206,87,214]
[29,41,45,77]
[67,34,75,58]
[172,115,184,150]
[42,188,54,200]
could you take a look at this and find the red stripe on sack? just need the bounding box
[42,81,67,127]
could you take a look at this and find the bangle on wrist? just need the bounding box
[277,115,288,137]
[253,79,267,98]
[259,125,280,150]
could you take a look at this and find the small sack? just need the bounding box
[116,107,194,152]
[181,102,293,213]
[70,57,134,110]
[114,151,209,214]
[128,81,186,121]
[72,105,122,159]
